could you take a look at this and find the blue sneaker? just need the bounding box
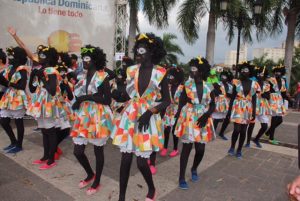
[245,143,250,148]
[236,151,242,159]
[252,140,262,148]
[219,135,228,141]
[3,144,15,151]
[228,148,235,156]
[179,180,189,190]
[6,147,22,154]
[191,170,199,182]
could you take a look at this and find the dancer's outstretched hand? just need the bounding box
[137,110,153,132]
[7,27,16,36]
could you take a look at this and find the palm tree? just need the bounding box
[127,0,178,58]
[161,33,184,65]
[177,0,219,64]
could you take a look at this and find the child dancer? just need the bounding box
[0,49,7,99]
[265,65,290,145]
[27,46,67,170]
[212,70,233,140]
[175,57,215,190]
[0,47,29,153]
[227,63,259,158]
[245,66,270,148]
[70,45,113,195]
[111,33,169,201]
[160,66,184,157]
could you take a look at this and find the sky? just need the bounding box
[138,1,287,65]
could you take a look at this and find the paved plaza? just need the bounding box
[0,112,299,201]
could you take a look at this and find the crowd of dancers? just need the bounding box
[0,28,291,201]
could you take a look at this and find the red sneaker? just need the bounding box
[32,159,47,165]
[160,148,168,157]
[169,150,179,157]
[86,185,100,195]
[57,147,63,155]
[145,191,157,201]
[54,152,60,160]
[39,162,57,170]
[79,175,95,189]
[150,165,157,175]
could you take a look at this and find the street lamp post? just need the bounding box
[220,0,263,77]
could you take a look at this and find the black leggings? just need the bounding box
[266,116,283,140]
[179,143,205,182]
[73,144,104,189]
[149,152,156,166]
[219,117,230,136]
[230,123,248,152]
[213,119,222,131]
[56,128,70,148]
[41,127,57,165]
[246,122,255,145]
[163,125,178,150]
[119,153,155,201]
[254,123,268,142]
[0,118,24,148]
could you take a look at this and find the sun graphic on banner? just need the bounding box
[48,30,82,53]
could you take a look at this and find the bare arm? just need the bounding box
[7,27,38,62]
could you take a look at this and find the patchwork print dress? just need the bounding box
[268,77,286,116]
[230,79,260,124]
[26,67,67,121]
[212,82,233,119]
[175,78,215,143]
[111,65,166,157]
[0,65,29,118]
[70,71,113,145]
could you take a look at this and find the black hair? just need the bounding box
[81,45,106,70]
[7,46,27,66]
[70,54,78,61]
[237,62,254,77]
[168,67,184,84]
[188,57,211,81]
[67,71,78,83]
[272,65,286,75]
[254,66,269,78]
[133,33,166,65]
[37,46,59,67]
[0,49,7,64]
[220,70,234,82]
[58,52,72,68]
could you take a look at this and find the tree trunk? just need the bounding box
[128,1,138,58]
[284,11,297,89]
[205,11,216,65]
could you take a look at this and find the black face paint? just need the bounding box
[82,56,92,70]
[135,43,151,64]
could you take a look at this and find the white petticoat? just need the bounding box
[120,147,152,158]
[212,112,226,120]
[37,117,71,129]
[256,115,269,124]
[0,109,26,119]
[72,137,108,147]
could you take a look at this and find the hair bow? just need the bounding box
[137,33,154,43]
[81,47,95,54]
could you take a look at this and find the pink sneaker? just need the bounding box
[145,191,157,201]
[86,185,100,195]
[39,162,57,170]
[32,159,47,165]
[169,150,179,157]
[79,175,95,189]
[160,148,168,157]
[150,165,157,175]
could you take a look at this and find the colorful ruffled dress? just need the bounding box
[255,81,271,123]
[268,77,286,116]
[230,79,260,124]
[212,82,233,119]
[175,78,215,143]
[0,65,29,119]
[111,65,166,157]
[70,71,113,146]
[26,67,68,128]
[163,84,184,127]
